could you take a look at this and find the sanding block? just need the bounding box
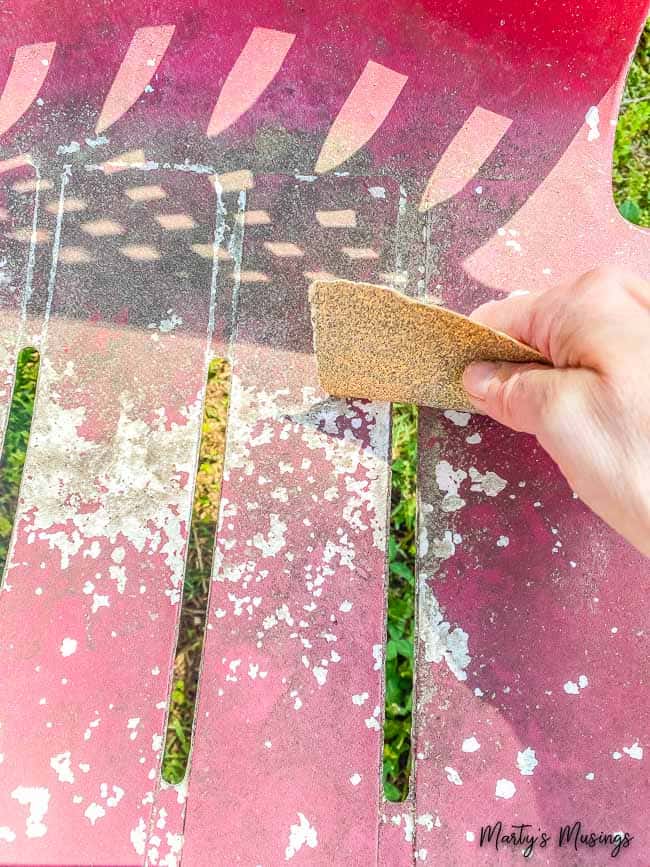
[309,279,547,411]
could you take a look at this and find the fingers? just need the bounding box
[469,290,555,360]
[462,360,583,436]
[469,266,649,369]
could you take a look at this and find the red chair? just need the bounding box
[0,1,648,863]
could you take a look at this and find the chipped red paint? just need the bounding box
[0,0,648,864]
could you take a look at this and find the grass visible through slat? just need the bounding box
[161,358,230,784]
[384,403,418,800]
[0,348,39,583]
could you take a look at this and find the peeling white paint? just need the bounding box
[585,105,600,141]
[11,787,50,838]
[622,741,643,761]
[84,802,106,825]
[131,817,147,855]
[495,779,516,799]
[443,410,471,427]
[435,461,467,512]
[60,637,78,657]
[445,766,463,785]
[517,747,538,776]
[564,674,588,695]
[50,751,74,784]
[22,372,202,606]
[252,514,287,557]
[468,467,507,496]
[429,530,457,560]
[462,737,480,753]
[419,579,470,681]
[285,813,318,860]
[416,814,436,832]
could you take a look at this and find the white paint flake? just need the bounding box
[445,767,463,785]
[435,461,467,512]
[131,817,147,856]
[22,369,204,606]
[468,467,507,496]
[495,779,516,799]
[312,666,328,687]
[430,530,457,560]
[564,674,588,695]
[60,637,78,657]
[155,311,183,333]
[84,802,106,825]
[443,410,471,427]
[252,513,287,557]
[11,787,50,838]
[285,813,318,860]
[516,747,538,776]
[50,751,74,784]
[352,693,369,706]
[496,535,509,547]
[622,742,643,761]
[416,814,436,832]
[92,593,109,613]
[419,579,470,681]
[349,773,362,786]
[585,105,600,141]
[0,827,16,842]
[462,737,480,753]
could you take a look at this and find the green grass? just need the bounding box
[0,348,39,577]
[0,21,647,795]
[613,24,650,225]
[384,404,418,800]
[161,358,229,784]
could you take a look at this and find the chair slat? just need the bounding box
[181,175,396,865]
[411,93,650,861]
[0,167,217,863]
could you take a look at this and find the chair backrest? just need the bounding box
[1,1,648,864]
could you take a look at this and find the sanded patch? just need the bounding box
[309,280,546,410]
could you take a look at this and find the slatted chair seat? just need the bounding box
[0,1,649,864]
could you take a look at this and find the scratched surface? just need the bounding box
[0,1,649,865]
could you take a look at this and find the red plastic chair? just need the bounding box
[0,1,648,863]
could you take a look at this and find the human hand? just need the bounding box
[462,266,650,556]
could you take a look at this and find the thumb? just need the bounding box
[462,361,569,435]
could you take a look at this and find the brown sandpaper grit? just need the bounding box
[309,279,548,411]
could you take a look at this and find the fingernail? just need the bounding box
[463,362,498,399]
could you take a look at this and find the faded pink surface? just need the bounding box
[0,0,649,864]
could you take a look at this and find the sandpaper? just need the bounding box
[309,279,547,411]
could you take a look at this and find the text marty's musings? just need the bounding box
[479,821,633,858]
